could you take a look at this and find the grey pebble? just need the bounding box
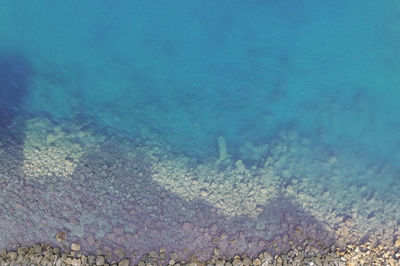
[96,255,105,265]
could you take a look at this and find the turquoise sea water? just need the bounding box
[1,1,399,165]
[1,0,400,262]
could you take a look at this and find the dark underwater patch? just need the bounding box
[0,51,33,128]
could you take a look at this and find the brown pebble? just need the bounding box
[56,231,67,242]
[71,243,81,252]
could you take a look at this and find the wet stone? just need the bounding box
[44,248,53,257]
[216,259,225,266]
[53,247,60,255]
[22,257,31,265]
[34,244,42,254]
[56,231,67,242]
[71,243,81,252]
[118,259,130,266]
[36,255,44,264]
[71,258,81,266]
[88,255,96,264]
[253,258,262,265]
[55,257,63,266]
[160,252,167,260]
[0,249,6,259]
[262,252,273,262]
[17,247,27,255]
[149,250,158,258]
[96,255,105,265]
[41,257,50,265]
[8,251,17,260]
[232,258,242,266]
[114,248,125,259]
[27,248,35,255]
[242,257,252,266]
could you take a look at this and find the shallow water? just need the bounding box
[1,0,400,264]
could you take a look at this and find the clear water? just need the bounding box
[1,0,400,263]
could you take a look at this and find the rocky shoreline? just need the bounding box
[1,241,399,266]
[2,118,400,265]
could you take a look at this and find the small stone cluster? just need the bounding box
[1,242,400,266]
[22,118,85,179]
[0,243,130,266]
[161,243,400,266]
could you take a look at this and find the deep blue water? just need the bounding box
[1,0,400,261]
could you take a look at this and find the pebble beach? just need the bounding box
[1,241,400,265]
